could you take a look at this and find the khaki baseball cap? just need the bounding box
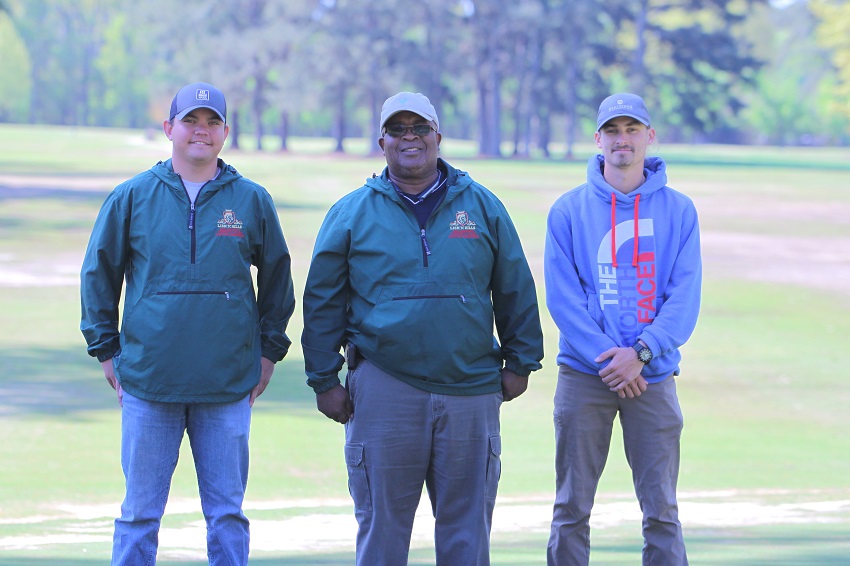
[380,92,439,131]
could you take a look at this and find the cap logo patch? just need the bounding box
[196,89,210,101]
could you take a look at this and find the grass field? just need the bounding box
[1,124,849,565]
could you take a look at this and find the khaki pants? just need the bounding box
[548,365,688,566]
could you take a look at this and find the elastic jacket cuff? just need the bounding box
[309,376,342,394]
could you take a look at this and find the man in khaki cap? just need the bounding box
[302,91,544,565]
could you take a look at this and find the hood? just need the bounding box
[150,158,243,199]
[587,154,669,269]
[587,154,668,205]
[364,158,474,201]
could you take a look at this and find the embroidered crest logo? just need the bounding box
[449,210,478,239]
[216,209,244,238]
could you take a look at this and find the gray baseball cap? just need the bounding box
[380,92,439,131]
[170,82,227,123]
[596,93,650,130]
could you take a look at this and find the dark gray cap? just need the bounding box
[169,82,227,123]
[596,93,650,130]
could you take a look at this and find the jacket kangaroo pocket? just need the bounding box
[120,288,256,397]
[358,283,494,376]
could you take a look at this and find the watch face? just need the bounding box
[638,348,652,363]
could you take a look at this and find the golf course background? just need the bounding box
[1,124,849,564]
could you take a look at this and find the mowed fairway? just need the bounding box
[1,124,849,565]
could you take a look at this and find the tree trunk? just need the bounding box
[511,37,530,158]
[563,63,578,160]
[254,73,266,151]
[370,86,382,155]
[255,115,264,151]
[631,0,649,94]
[333,85,345,153]
[230,108,241,150]
[278,111,289,152]
[537,110,551,159]
[478,63,502,157]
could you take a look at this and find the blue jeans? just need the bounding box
[345,360,503,566]
[548,365,688,566]
[112,392,251,566]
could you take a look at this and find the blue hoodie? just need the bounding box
[544,155,701,383]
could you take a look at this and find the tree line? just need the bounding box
[0,0,847,157]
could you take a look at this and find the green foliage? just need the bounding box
[741,1,849,145]
[811,0,850,130]
[1,0,829,152]
[0,12,30,121]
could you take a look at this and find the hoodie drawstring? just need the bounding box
[632,193,641,267]
[611,193,618,268]
[610,192,641,268]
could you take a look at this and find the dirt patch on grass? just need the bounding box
[701,230,850,297]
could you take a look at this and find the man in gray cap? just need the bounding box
[544,92,701,565]
[302,91,544,565]
[81,82,295,565]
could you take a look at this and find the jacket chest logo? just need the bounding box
[215,209,245,238]
[449,210,479,239]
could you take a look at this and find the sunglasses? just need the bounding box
[383,123,436,138]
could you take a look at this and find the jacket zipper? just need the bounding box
[188,202,197,263]
[392,173,455,268]
[180,177,211,265]
[393,294,466,303]
[420,228,431,267]
[156,290,231,300]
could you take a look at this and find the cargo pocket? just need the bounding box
[485,435,502,502]
[344,443,372,512]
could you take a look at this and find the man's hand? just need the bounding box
[250,357,275,407]
[316,384,353,424]
[501,368,529,402]
[616,375,648,399]
[101,358,123,406]
[596,347,644,393]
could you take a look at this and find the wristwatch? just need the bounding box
[632,342,653,364]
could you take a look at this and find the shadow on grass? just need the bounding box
[1,527,849,566]
[0,346,315,419]
[686,525,850,565]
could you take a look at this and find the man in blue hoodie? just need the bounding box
[80,82,295,565]
[544,93,701,565]
[302,92,544,565]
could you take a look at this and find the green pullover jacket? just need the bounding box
[302,159,543,395]
[80,158,295,403]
